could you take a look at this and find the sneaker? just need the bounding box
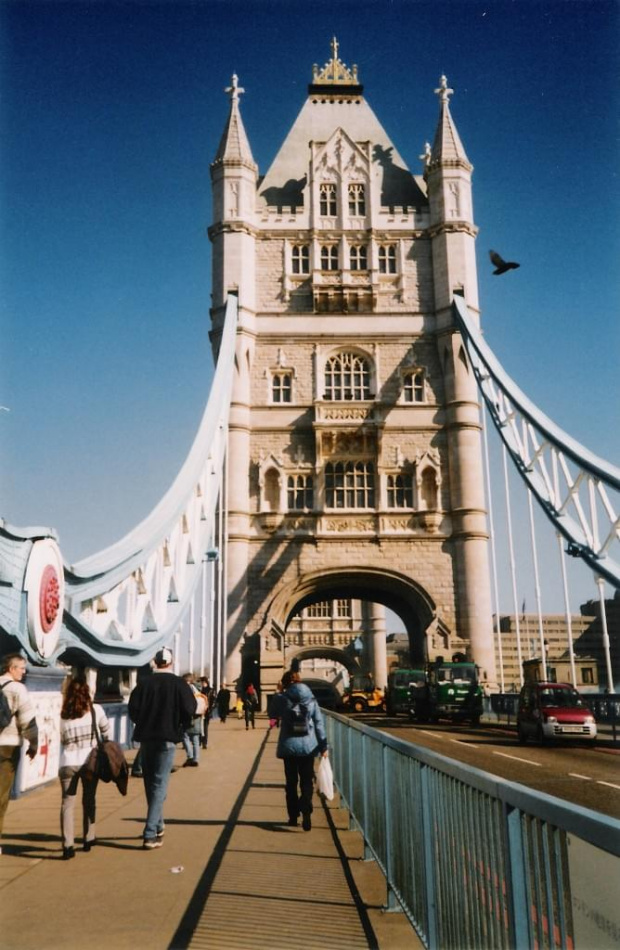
[187,760,199,767]
[302,815,312,832]
[156,825,165,840]
[63,846,76,860]
[143,839,162,850]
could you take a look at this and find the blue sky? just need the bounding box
[1,0,618,620]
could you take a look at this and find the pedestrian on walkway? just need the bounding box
[181,674,202,767]
[216,683,231,723]
[58,675,109,859]
[272,670,327,831]
[243,684,258,730]
[128,648,197,850]
[0,654,38,853]
[198,676,214,749]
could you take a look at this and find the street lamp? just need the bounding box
[205,548,219,685]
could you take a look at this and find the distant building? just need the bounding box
[495,591,619,692]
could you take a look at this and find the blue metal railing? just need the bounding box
[325,711,620,950]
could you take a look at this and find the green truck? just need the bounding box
[385,668,426,715]
[408,654,483,726]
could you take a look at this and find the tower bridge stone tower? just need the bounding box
[209,42,496,698]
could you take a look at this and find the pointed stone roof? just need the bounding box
[429,76,472,170]
[258,40,426,209]
[212,74,257,169]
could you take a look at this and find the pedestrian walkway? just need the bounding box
[0,717,422,950]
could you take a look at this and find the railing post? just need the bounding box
[382,744,400,911]
[421,764,438,950]
[505,805,530,950]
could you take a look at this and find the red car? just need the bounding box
[517,682,597,745]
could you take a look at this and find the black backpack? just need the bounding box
[288,698,311,737]
[0,681,14,731]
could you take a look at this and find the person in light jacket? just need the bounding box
[0,654,38,854]
[59,675,109,860]
[271,671,328,831]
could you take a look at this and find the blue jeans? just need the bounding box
[182,732,201,763]
[140,740,176,841]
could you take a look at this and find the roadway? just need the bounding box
[356,713,620,819]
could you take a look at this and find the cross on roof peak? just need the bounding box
[434,75,454,105]
[225,74,245,102]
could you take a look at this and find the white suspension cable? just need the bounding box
[217,484,224,690]
[527,491,547,677]
[502,444,523,687]
[596,576,614,692]
[483,408,504,691]
[557,532,577,687]
[188,599,195,675]
[200,558,207,677]
[223,442,229,687]
[173,628,181,676]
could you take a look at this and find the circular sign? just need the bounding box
[24,539,65,658]
[39,565,61,632]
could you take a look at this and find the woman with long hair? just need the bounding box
[59,676,109,860]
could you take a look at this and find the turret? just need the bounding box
[209,74,258,317]
[426,75,478,318]
[209,76,258,684]
[426,77,497,686]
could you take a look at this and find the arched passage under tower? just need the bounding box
[245,567,441,699]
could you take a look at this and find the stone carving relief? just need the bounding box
[324,518,375,533]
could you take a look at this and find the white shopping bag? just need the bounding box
[316,755,334,800]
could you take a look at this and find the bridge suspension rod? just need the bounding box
[452,295,620,587]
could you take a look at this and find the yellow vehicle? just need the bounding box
[342,674,386,713]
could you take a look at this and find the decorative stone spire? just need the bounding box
[213,74,256,168]
[429,75,471,170]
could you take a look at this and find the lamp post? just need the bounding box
[205,548,219,684]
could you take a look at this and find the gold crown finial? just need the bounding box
[311,37,359,86]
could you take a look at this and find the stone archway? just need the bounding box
[255,566,437,694]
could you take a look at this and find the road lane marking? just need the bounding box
[569,773,593,781]
[449,738,479,749]
[426,732,444,739]
[492,751,542,766]
[597,781,620,791]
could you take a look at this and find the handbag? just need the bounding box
[82,705,128,794]
[316,754,334,800]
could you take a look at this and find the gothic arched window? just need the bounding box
[319,183,337,216]
[325,461,375,509]
[387,473,414,508]
[287,474,314,510]
[292,244,310,274]
[378,245,397,274]
[348,183,366,216]
[349,244,368,271]
[324,352,371,401]
[320,245,339,271]
[403,370,425,403]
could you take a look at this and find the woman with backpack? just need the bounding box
[272,670,328,831]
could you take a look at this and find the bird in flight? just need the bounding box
[489,250,520,275]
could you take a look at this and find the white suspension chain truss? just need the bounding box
[453,295,620,587]
[59,294,238,666]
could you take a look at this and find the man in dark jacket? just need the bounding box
[128,648,197,849]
